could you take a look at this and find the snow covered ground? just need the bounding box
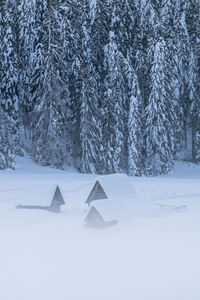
[0,155,200,300]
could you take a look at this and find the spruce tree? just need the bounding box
[0,109,15,170]
[17,0,36,135]
[103,31,127,173]
[190,51,200,163]
[187,0,200,163]
[109,0,136,60]
[62,0,85,166]
[31,1,67,168]
[79,0,102,174]
[90,0,111,133]
[127,69,143,176]
[145,35,176,175]
[173,1,191,152]
[0,0,19,164]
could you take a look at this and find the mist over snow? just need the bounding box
[0,1,199,298]
[0,155,200,300]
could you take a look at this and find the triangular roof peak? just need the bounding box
[86,180,108,206]
[51,185,65,206]
[84,206,104,223]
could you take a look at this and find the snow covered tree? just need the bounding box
[0,0,199,175]
[187,0,200,163]
[172,1,191,152]
[190,50,200,163]
[53,2,76,165]
[109,0,137,60]
[29,0,47,111]
[90,0,111,118]
[105,33,144,176]
[31,1,68,168]
[145,36,176,175]
[0,0,19,163]
[134,0,150,105]
[190,52,200,163]
[79,1,103,174]
[103,31,127,173]
[103,1,144,175]
[127,69,143,176]
[0,108,15,169]
[17,0,36,134]
[61,1,85,166]
[79,69,102,173]
[159,0,185,153]
[1,0,18,120]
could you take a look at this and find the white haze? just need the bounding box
[0,155,200,300]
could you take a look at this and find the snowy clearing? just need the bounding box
[0,155,200,300]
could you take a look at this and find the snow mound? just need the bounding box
[18,184,65,207]
[83,174,142,222]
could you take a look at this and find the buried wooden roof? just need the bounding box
[19,184,65,207]
[84,175,142,221]
[84,205,118,228]
[51,186,65,206]
[84,206,104,223]
[85,180,108,206]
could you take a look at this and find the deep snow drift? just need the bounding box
[0,155,200,300]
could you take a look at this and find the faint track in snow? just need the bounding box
[0,187,25,193]
[62,182,93,194]
[155,203,187,210]
[0,183,93,195]
[157,192,200,201]
[0,197,21,203]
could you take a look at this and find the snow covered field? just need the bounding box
[0,155,200,300]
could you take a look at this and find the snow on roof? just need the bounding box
[17,175,141,220]
[19,184,65,207]
[84,174,141,221]
[85,180,108,205]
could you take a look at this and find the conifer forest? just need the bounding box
[0,0,199,176]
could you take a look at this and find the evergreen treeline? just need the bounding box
[0,0,199,175]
